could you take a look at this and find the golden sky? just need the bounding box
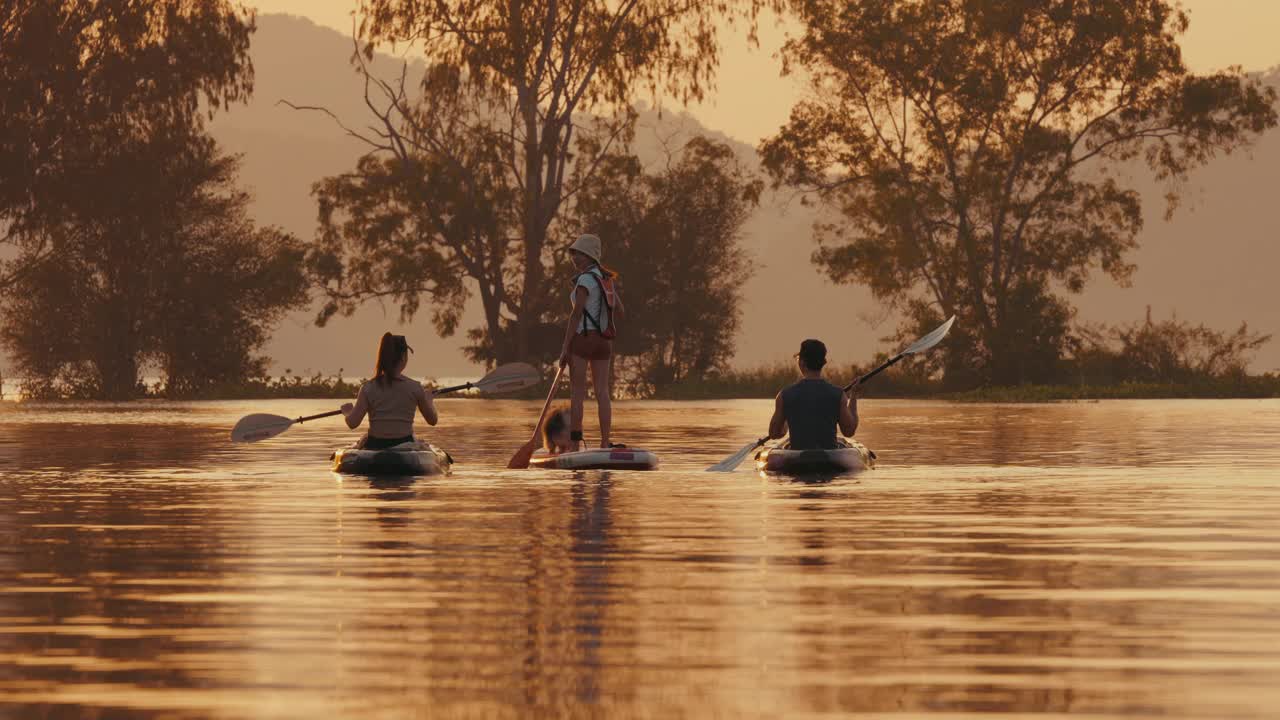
[250,1,1280,144]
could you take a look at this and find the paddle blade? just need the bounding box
[901,315,956,356]
[230,413,295,443]
[473,362,542,395]
[706,438,766,473]
[507,439,538,469]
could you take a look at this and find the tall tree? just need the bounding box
[0,0,256,270]
[1,131,308,400]
[571,137,762,396]
[0,0,284,399]
[761,0,1277,386]
[299,0,776,364]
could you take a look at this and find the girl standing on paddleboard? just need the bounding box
[558,234,624,450]
[341,333,438,449]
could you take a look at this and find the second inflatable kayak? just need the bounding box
[529,447,660,471]
[756,441,875,475]
[332,442,453,476]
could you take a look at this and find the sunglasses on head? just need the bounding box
[393,335,414,354]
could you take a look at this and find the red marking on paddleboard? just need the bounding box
[609,451,635,460]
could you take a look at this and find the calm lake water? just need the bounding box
[1,399,1278,718]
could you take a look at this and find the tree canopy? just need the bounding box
[0,0,256,252]
[1,131,308,400]
[0,0,305,400]
[299,0,778,364]
[761,0,1277,386]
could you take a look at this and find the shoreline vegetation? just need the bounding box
[650,365,1280,402]
[7,312,1277,403]
[5,367,1278,403]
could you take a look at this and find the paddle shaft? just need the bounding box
[843,352,907,392]
[297,409,343,424]
[299,366,531,424]
[257,381,489,435]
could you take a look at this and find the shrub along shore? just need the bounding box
[7,356,1279,404]
[650,365,1280,402]
[10,368,1269,402]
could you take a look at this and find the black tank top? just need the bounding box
[781,378,843,450]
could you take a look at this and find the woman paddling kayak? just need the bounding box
[558,233,625,450]
[341,333,438,448]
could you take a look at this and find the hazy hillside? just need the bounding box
[1072,73,1280,373]
[8,13,1261,381]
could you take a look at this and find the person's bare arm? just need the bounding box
[558,286,588,366]
[341,386,369,429]
[768,393,788,440]
[838,384,860,437]
[417,385,438,426]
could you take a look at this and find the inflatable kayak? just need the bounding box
[331,441,453,476]
[529,447,659,471]
[756,441,875,475]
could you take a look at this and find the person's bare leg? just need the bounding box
[569,355,588,451]
[590,355,612,448]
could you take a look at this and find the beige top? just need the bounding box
[360,376,427,438]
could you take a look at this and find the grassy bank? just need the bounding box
[10,368,1280,403]
[653,364,1280,402]
[654,363,947,400]
[160,373,364,400]
[148,373,550,401]
[185,369,1280,402]
[946,378,1280,402]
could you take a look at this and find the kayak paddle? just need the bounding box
[704,316,957,472]
[507,364,566,469]
[842,315,956,392]
[230,362,543,443]
[432,362,541,396]
[706,436,771,472]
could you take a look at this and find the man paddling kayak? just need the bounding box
[768,339,860,449]
[341,333,438,449]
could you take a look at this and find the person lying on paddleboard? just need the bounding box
[767,339,860,449]
[558,233,625,450]
[507,408,574,469]
[340,333,438,449]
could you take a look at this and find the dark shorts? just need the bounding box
[362,435,415,450]
[570,332,612,361]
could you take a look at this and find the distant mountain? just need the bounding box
[109,15,1280,376]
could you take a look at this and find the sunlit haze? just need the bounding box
[5,4,1280,716]
[251,0,1280,145]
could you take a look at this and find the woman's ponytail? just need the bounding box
[373,333,412,386]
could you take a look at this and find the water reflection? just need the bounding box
[0,399,1278,717]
